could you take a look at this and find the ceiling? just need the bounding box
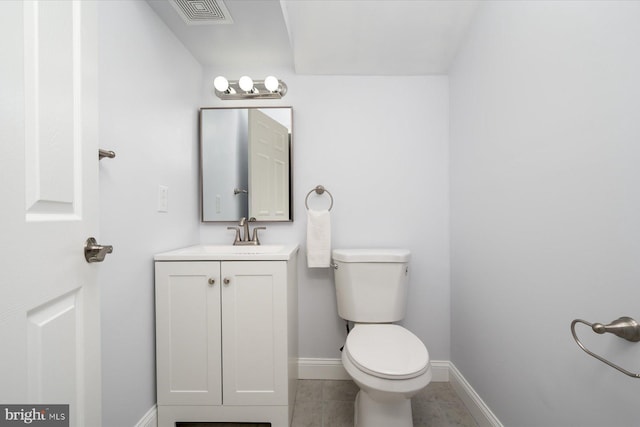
[146,0,480,75]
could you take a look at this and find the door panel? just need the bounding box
[221,261,287,405]
[24,0,76,216]
[0,1,101,425]
[155,262,222,406]
[248,109,290,220]
[27,291,79,404]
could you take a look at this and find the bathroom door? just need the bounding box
[248,109,290,220]
[0,2,101,426]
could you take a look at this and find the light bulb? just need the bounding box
[264,76,279,92]
[213,76,229,92]
[238,76,254,92]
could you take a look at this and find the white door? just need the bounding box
[248,109,290,221]
[0,1,101,426]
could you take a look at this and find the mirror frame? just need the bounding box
[199,106,293,223]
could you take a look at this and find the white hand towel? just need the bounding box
[307,208,331,268]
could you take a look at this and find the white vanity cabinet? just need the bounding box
[154,245,298,427]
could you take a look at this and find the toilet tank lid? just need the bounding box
[332,249,410,263]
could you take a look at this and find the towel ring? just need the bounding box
[571,317,640,378]
[305,185,333,211]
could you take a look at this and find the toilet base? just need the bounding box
[354,390,413,427]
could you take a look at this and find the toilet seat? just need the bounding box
[344,324,429,380]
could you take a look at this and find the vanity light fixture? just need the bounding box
[212,75,288,100]
[238,75,255,93]
[213,76,233,94]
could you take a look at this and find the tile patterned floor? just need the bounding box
[178,424,269,427]
[292,380,478,427]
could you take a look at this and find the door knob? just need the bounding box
[84,237,113,263]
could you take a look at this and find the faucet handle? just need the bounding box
[251,226,266,245]
[227,226,241,244]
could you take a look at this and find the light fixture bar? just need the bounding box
[213,76,288,100]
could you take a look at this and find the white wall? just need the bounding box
[199,71,451,361]
[98,2,202,426]
[450,2,640,426]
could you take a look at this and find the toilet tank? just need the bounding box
[332,249,411,323]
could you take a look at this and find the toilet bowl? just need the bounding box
[331,249,431,427]
[341,324,432,427]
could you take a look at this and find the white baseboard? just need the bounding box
[297,357,450,382]
[448,362,503,427]
[428,359,450,382]
[298,357,351,380]
[134,404,157,427]
[296,358,502,427]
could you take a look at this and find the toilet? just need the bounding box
[332,249,432,427]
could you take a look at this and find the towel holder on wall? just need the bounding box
[571,317,640,378]
[305,185,334,211]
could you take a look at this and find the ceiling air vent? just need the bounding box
[170,0,234,25]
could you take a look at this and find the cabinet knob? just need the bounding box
[208,278,216,286]
[223,278,230,285]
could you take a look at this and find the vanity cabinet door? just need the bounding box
[221,261,288,405]
[155,261,222,406]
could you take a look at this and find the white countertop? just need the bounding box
[154,244,299,261]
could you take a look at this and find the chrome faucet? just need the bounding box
[240,217,250,242]
[227,217,266,246]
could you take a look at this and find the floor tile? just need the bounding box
[322,379,359,401]
[412,399,448,427]
[291,379,478,427]
[440,400,479,427]
[296,380,324,402]
[414,382,459,403]
[178,424,269,427]
[323,400,354,427]
[292,400,323,427]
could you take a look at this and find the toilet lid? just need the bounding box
[345,324,429,380]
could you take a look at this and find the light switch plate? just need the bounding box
[158,185,168,213]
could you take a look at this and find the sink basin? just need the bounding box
[154,244,299,261]
[199,245,285,254]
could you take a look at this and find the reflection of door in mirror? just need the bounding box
[248,109,290,220]
[200,107,292,222]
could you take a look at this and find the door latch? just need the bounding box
[84,237,113,263]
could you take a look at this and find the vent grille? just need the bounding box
[171,0,233,25]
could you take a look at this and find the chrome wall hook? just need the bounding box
[99,149,116,160]
[571,317,640,378]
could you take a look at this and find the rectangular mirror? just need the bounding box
[200,107,293,222]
